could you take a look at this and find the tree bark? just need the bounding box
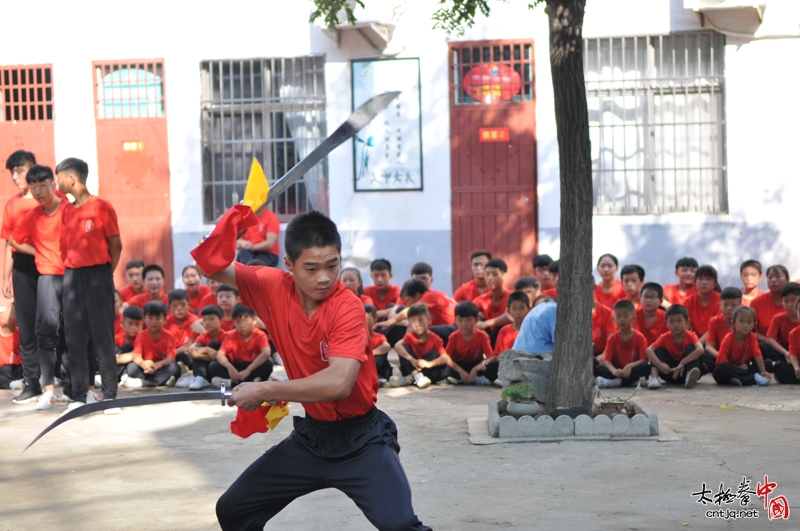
[544,0,594,412]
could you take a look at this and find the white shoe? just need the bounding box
[94,374,102,387]
[413,372,432,389]
[647,377,661,389]
[9,379,23,390]
[475,375,492,386]
[684,367,701,389]
[164,376,176,387]
[86,390,100,404]
[754,373,770,386]
[596,376,622,389]
[389,375,413,387]
[121,374,142,389]
[492,379,504,388]
[103,399,121,415]
[446,376,462,385]
[175,373,194,388]
[59,401,85,417]
[211,377,231,389]
[189,376,210,390]
[35,390,56,411]
[273,354,283,366]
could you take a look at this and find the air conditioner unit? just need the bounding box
[684,0,764,10]
[317,1,407,51]
[684,0,767,35]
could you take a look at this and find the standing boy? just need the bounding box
[122,301,180,387]
[620,264,645,309]
[662,257,698,307]
[633,282,667,346]
[118,260,145,302]
[444,301,496,385]
[712,306,770,386]
[595,300,651,388]
[645,305,704,389]
[390,303,451,388]
[127,264,168,308]
[363,258,401,319]
[683,265,721,341]
[208,305,273,388]
[56,158,122,409]
[453,250,491,302]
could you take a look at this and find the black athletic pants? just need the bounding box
[0,364,22,388]
[63,265,117,402]
[713,362,759,386]
[208,360,273,382]
[757,340,783,371]
[216,407,430,531]
[125,361,181,386]
[445,359,499,382]
[374,353,392,380]
[12,253,39,391]
[399,350,447,383]
[187,340,222,378]
[653,346,702,384]
[593,360,651,387]
[773,361,800,384]
[236,250,279,268]
[35,274,63,388]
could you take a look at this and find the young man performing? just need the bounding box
[201,211,430,531]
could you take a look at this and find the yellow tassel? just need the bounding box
[263,401,289,431]
[242,158,270,212]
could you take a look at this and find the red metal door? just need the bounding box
[93,60,174,288]
[449,41,537,290]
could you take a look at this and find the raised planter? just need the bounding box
[506,401,540,418]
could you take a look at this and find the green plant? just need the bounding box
[501,384,536,404]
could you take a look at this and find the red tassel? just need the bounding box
[230,404,271,439]
[190,205,258,276]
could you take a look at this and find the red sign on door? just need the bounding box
[479,127,510,142]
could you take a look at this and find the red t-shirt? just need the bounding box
[363,284,401,311]
[766,313,800,349]
[195,329,228,346]
[684,292,721,337]
[592,303,616,354]
[114,312,122,337]
[401,331,446,359]
[369,332,388,351]
[663,284,697,306]
[220,328,270,364]
[115,332,138,348]
[133,329,176,362]
[716,332,762,366]
[358,293,375,306]
[446,329,492,364]
[633,308,667,346]
[119,284,143,302]
[11,200,68,275]
[542,287,558,300]
[241,208,280,256]
[1,193,38,245]
[61,196,120,269]
[453,279,485,303]
[750,292,785,336]
[788,328,800,358]
[706,315,733,348]
[419,289,456,326]
[221,317,235,332]
[198,291,218,311]
[651,330,700,361]
[603,330,648,368]
[164,313,200,348]
[594,280,626,309]
[0,329,20,366]
[741,288,763,307]
[234,263,377,422]
[494,324,520,355]
[128,291,169,309]
[188,285,212,315]
[472,289,512,321]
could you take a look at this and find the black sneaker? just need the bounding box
[12,386,43,404]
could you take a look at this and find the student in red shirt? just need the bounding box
[380,278,456,335]
[215,284,240,332]
[198,278,221,309]
[208,305,273,387]
[594,253,626,309]
[121,301,180,388]
[118,260,145,302]
[127,264,168,308]
[594,300,650,388]
[750,264,790,336]
[444,301,497,385]
[391,303,450,388]
[774,298,800,384]
[760,282,800,367]
[473,258,513,340]
[621,264,645,309]
[115,305,143,383]
[383,261,444,346]
[0,304,22,389]
[165,290,203,386]
[2,151,40,402]
[364,304,391,384]
[56,158,123,411]
[592,298,616,357]
[453,250,491,302]
[532,254,556,292]
[541,260,560,299]
[703,288,742,373]
[9,165,68,409]
[662,257,698,308]
[712,306,770,386]
[683,265,721,341]
[182,265,211,315]
[340,267,374,305]
[739,260,763,307]
[633,283,667,347]
[514,277,540,306]
[206,211,429,531]
[235,207,280,267]
[645,305,704,389]
[180,304,228,390]
[364,258,401,319]
[495,291,531,356]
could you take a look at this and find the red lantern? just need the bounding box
[462,64,521,103]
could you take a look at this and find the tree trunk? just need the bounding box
[544,0,594,412]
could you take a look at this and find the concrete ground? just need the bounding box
[2,370,799,531]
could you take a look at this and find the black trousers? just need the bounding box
[430,325,457,347]
[0,364,22,388]
[374,353,392,380]
[773,361,800,384]
[653,347,702,384]
[713,362,760,386]
[208,360,273,382]
[236,250,279,268]
[35,274,63,388]
[399,351,447,383]
[216,408,430,531]
[445,359,499,382]
[125,361,181,386]
[757,340,784,371]
[63,265,117,402]
[594,361,651,387]
[699,351,717,376]
[12,253,39,391]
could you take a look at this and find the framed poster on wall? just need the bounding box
[351,58,423,192]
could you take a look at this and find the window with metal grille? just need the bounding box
[0,65,53,122]
[94,61,165,119]
[200,56,327,223]
[451,41,534,105]
[585,33,727,214]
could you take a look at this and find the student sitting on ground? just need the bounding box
[216,285,240,332]
[513,295,557,354]
[453,250,491,302]
[532,254,556,292]
[473,258,513,339]
[495,291,531,355]
[380,278,456,332]
[115,305,143,383]
[683,265,721,342]
[773,297,800,385]
[633,283,667,346]
[390,304,451,389]
[645,305,704,389]
[365,304,391,385]
[541,261,559,299]
[751,264,790,336]
[444,301,497,386]
[165,289,204,385]
[208,305,273,388]
[127,264,168,308]
[182,265,211,315]
[364,258,401,319]
[118,259,145,303]
[593,298,616,358]
[340,267,374,306]
[703,287,743,374]
[662,257,698,308]
[199,278,221,309]
[594,253,626,309]
[621,264,645,309]
[178,305,228,390]
[712,306,770,386]
[0,305,21,390]
[740,259,764,307]
[514,276,540,305]
[760,282,800,368]
[122,301,181,388]
[595,300,650,389]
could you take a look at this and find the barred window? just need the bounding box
[585,33,726,214]
[94,61,165,119]
[0,65,53,122]
[200,56,327,223]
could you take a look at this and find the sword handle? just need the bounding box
[220,383,232,406]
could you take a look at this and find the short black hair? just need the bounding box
[780,282,800,298]
[740,260,763,275]
[470,249,492,261]
[720,287,744,301]
[181,265,200,277]
[126,260,145,270]
[5,150,36,170]
[665,304,689,321]
[143,301,168,318]
[168,289,189,305]
[232,305,256,320]
[201,304,224,318]
[25,165,54,184]
[216,284,239,297]
[507,291,531,309]
[514,277,540,291]
[142,264,165,280]
[284,210,341,262]
[55,157,89,183]
[548,260,559,274]
[767,264,790,281]
[485,258,507,273]
[364,304,377,319]
[532,294,553,306]
[640,282,663,299]
[695,265,718,282]
[620,264,645,281]
[401,278,428,298]
[407,303,430,320]
[613,300,635,312]
[732,306,756,325]
[411,262,432,277]
[246,259,268,267]
[675,257,699,269]
[455,300,479,319]
[122,306,144,320]
[370,259,392,272]
[533,254,553,268]
[597,253,619,267]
